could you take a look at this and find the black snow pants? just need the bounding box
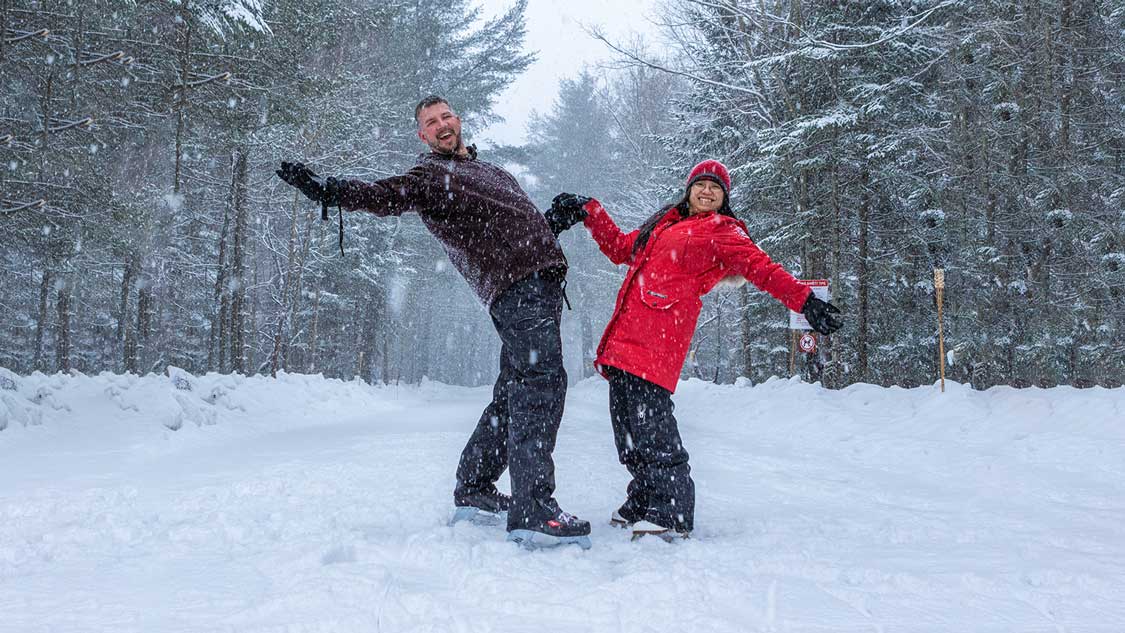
[605,366,694,533]
[454,269,568,531]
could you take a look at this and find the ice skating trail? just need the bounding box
[1,370,1123,632]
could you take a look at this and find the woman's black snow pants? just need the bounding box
[605,366,694,533]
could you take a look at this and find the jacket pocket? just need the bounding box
[639,286,680,310]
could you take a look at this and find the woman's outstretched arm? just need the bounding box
[711,221,811,312]
[581,199,639,266]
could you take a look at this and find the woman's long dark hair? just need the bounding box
[631,185,736,256]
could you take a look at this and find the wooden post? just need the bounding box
[935,268,946,392]
[789,330,797,376]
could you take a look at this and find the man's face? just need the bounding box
[417,102,464,155]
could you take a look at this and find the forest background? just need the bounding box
[2,0,1122,389]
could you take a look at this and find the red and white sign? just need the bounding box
[798,333,817,354]
[789,279,830,330]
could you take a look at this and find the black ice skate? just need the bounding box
[449,488,511,526]
[507,505,592,550]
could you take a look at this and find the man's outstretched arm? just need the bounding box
[277,162,430,217]
[337,166,432,217]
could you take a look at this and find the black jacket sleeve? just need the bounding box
[337,165,432,217]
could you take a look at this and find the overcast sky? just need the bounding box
[474,0,662,147]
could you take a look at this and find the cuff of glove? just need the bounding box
[800,289,816,312]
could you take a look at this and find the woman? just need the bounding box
[546,159,843,540]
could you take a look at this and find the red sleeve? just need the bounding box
[338,166,430,217]
[582,199,638,265]
[712,222,811,312]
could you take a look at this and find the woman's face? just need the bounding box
[688,179,724,215]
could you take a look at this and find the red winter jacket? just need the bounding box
[583,200,811,393]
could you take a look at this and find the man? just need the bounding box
[276,96,590,550]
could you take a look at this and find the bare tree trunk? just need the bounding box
[173,15,192,194]
[270,191,302,376]
[268,315,286,377]
[248,254,259,374]
[0,0,8,64]
[69,12,83,110]
[123,323,138,373]
[55,276,71,373]
[228,147,249,373]
[208,205,230,370]
[1037,239,1053,386]
[804,335,822,384]
[38,70,52,181]
[569,277,596,379]
[380,295,391,384]
[218,286,231,372]
[1058,0,1073,166]
[796,164,826,383]
[116,254,137,370]
[355,295,377,383]
[33,268,51,371]
[307,284,322,373]
[283,204,316,371]
[827,149,843,388]
[856,169,871,381]
[351,294,371,381]
[135,279,152,374]
[579,310,595,378]
[413,279,432,382]
[739,284,752,380]
[713,299,723,383]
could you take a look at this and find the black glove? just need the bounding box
[801,294,843,335]
[545,192,592,235]
[276,161,342,207]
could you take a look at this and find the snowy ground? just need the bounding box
[1,369,1124,633]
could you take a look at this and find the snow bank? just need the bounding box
[0,367,418,435]
[5,368,1119,436]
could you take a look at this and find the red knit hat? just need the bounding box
[686,159,731,193]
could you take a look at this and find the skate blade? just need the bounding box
[507,530,592,551]
[609,518,632,529]
[449,506,507,527]
[631,529,689,543]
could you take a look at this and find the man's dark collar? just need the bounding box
[428,144,478,161]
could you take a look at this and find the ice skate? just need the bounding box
[631,520,690,543]
[507,506,592,550]
[609,508,634,529]
[449,488,510,526]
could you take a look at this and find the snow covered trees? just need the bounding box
[1,0,1119,389]
[587,0,1124,388]
[0,0,533,384]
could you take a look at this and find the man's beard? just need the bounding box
[428,129,463,155]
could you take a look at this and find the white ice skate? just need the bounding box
[631,520,689,542]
